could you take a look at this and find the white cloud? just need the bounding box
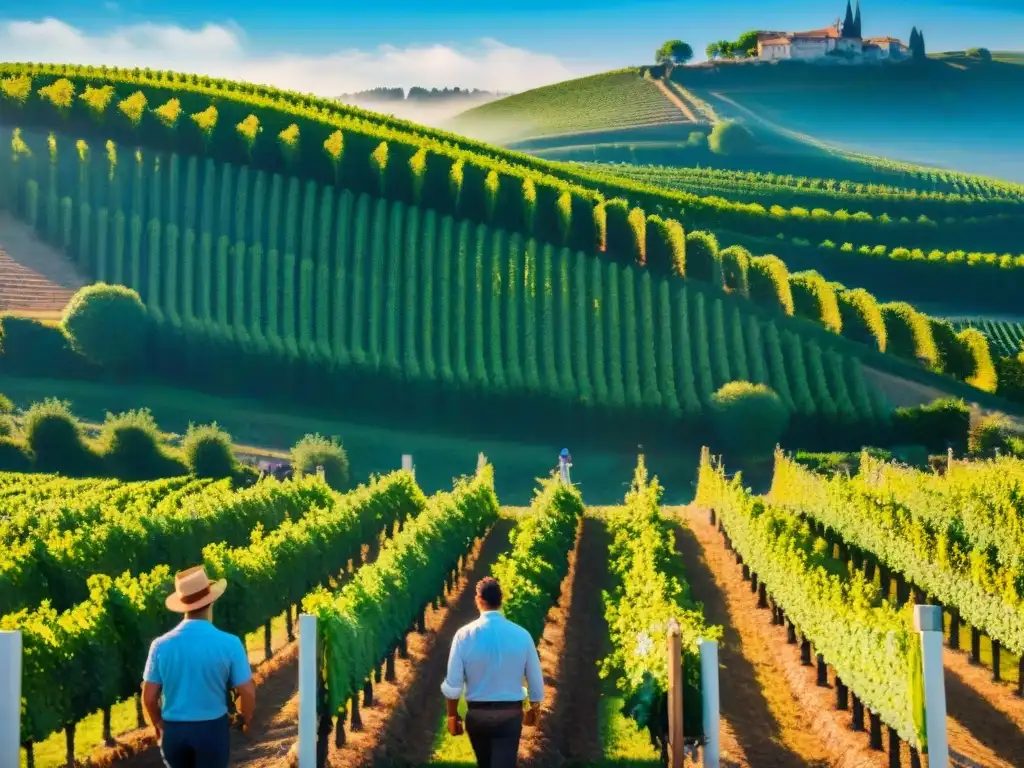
[0,17,578,96]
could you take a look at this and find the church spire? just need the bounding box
[842,1,855,38]
[853,1,862,37]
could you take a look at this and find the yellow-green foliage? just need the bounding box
[79,84,115,115]
[191,105,218,138]
[236,114,261,146]
[153,98,183,129]
[0,74,32,104]
[958,327,998,392]
[38,78,75,109]
[117,91,148,125]
[323,129,344,164]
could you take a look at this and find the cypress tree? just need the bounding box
[853,1,862,37]
[842,0,855,37]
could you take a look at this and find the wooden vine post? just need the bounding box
[914,605,949,767]
[0,631,21,768]
[667,618,684,768]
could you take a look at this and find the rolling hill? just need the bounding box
[0,59,1022,460]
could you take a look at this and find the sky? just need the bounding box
[1,0,1021,96]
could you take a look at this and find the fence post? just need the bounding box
[667,618,684,768]
[914,605,948,768]
[298,615,317,768]
[0,631,21,768]
[699,639,720,768]
[402,454,414,479]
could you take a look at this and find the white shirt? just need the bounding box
[441,610,545,703]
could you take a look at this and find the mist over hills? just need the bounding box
[336,85,509,125]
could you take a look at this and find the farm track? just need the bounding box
[671,513,831,767]
[517,515,608,767]
[683,506,1018,768]
[654,80,698,123]
[321,519,512,768]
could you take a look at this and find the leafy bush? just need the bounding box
[929,319,975,382]
[720,245,751,296]
[100,408,185,480]
[290,433,351,491]
[958,328,997,393]
[0,393,13,414]
[790,271,841,333]
[748,255,794,315]
[0,317,91,376]
[881,302,939,370]
[22,398,99,475]
[0,437,32,472]
[61,283,148,371]
[966,47,992,62]
[685,231,722,286]
[709,381,789,460]
[181,423,236,479]
[968,413,1013,457]
[0,414,14,438]
[837,288,886,352]
[890,397,971,454]
[708,120,757,155]
[996,352,1024,402]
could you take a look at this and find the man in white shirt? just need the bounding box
[441,577,545,767]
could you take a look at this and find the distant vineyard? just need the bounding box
[583,162,1024,217]
[447,69,690,143]
[951,318,1024,357]
[0,136,895,443]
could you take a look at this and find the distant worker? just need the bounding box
[558,448,572,485]
[441,577,544,767]
[142,566,256,768]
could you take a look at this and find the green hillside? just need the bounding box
[446,68,694,145]
[1,60,1022,460]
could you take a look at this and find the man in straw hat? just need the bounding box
[141,565,256,767]
[441,576,544,767]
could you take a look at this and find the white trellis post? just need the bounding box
[667,619,684,768]
[0,630,21,768]
[297,615,317,768]
[914,605,949,767]
[402,454,414,479]
[699,639,720,768]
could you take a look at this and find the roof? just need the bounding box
[756,30,790,41]
[791,26,841,39]
[758,37,792,46]
[864,36,903,44]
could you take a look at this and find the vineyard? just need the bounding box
[1,62,1021,442]
[4,447,1024,768]
[447,69,694,145]
[951,318,1024,358]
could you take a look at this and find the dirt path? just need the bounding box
[942,650,1024,766]
[671,513,831,767]
[654,80,698,123]
[516,515,608,767]
[322,520,513,767]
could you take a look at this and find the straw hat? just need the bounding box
[166,565,227,613]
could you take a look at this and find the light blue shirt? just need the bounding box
[143,619,252,722]
[441,611,545,703]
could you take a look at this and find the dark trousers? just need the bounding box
[160,715,230,768]
[465,706,523,768]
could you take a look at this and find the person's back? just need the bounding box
[442,577,543,768]
[146,620,249,721]
[142,566,255,768]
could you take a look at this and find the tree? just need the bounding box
[735,31,760,58]
[61,283,148,372]
[656,40,694,66]
[716,40,734,58]
[966,47,992,63]
[842,0,855,37]
[709,382,789,460]
[706,42,721,60]
[708,120,757,155]
[290,433,351,491]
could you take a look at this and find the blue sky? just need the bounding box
[1,0,1021,94]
